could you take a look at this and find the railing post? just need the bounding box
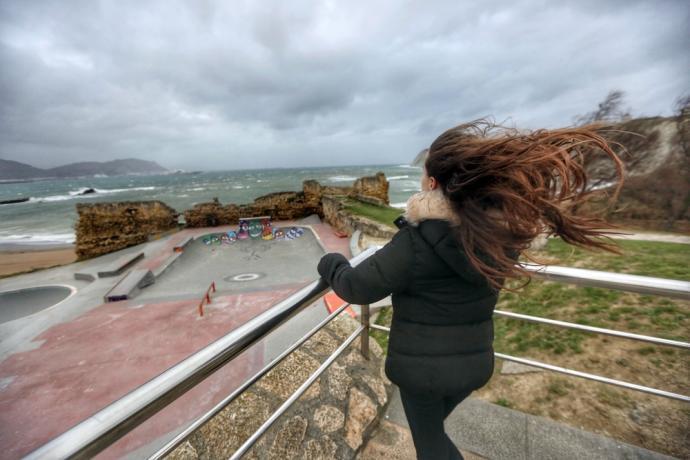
[360,304,370,360]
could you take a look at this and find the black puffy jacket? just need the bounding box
[317,218,502,397]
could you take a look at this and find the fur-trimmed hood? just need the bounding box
[404,188,459,225]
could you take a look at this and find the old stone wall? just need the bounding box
[321,196,397,239]
[352,172,389,205]
[183,174,386,229]
[75,201,178,259]
[168,314,391,459]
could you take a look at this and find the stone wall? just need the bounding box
[183,174,386,229]
[352,172,389,205]
[321,196,397,239]
[168,315,392,459]
[75,201,178,259]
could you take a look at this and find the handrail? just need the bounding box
[198,281,216,317]
[522,263,690,300]
[25,247,379,460]
[149,300,356,459]
[493,310,690,349]
[369,323,690,402]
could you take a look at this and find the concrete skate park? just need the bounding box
[0,216,350,458]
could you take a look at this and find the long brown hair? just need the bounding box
[425,119,625,291]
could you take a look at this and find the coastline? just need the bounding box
[0,244,77,278]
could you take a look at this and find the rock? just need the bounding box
[369,336,384,358]
[313,405,346,433]
[257,349,322,399]
[328,315,360,340]
[303,330,339,356]
[351,173,390,205]
[75,201,178,259]
[78,187,96,195]
[362,374,387,406]
[166,441,199,460]
[268,416,308,460]
[500,361,544,375]
[305,435,338,460]
[343,349,365,366]
[187,389,270,459]
[344,388,378,450]
[327,362,353,401]
[300,377,321,401]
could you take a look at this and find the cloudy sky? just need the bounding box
[0,0,688,170]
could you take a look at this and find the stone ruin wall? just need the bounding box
[75,173,390,259]
[75,201,178,260]
[168,315,392,460]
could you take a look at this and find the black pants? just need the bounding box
[399,388,471,460]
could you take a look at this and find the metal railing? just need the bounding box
[24,246,690,459]
[25,248,378,460]
[370,264,690,402]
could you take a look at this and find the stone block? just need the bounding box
[313,405,346,433]
[345,388,377,450]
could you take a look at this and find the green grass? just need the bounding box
[343,199,403,228]
[540,238,690,279]
[370,306,393,352]
[495,238,690,356]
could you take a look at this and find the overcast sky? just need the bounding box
[0,0,688,170]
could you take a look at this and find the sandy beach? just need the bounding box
[0,245,77,278]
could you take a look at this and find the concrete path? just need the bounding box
[605,231,690,244]
[360,386,675,460]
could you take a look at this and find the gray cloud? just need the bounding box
[0,0,688,170]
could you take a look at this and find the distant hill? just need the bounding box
[0,158,168,181]
[411,148,428,166]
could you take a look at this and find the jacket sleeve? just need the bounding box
[317,227,415,305]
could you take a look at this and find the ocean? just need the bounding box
[0,164,422,247]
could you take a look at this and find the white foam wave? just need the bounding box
[391,202,408,209]
[388,175,409,180]
[188,187,206,192]
[397,164,422,169]
[402,188,421,192]
[328,175,357,182]
[0,232,76,245]
[232,185,245,189]
[30,186,157,203]
[96,186,157,194]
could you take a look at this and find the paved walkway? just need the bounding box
[360,387,675,460]
[602,231,690,244]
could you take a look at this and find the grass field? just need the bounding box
[343,198,403,227]
[370,237,690,457]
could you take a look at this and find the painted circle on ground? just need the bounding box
[224,273,264,282]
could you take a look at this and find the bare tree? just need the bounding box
[575,90,631,126]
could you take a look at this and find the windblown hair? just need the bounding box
[425,119,625,291]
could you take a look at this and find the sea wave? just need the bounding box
[328,175,357,182]
[30,186,158,203]
[387,175,409,180]
[391,202,408,209]
[188,187,206,192]
[0,232,76,245]
[397,164,422,169]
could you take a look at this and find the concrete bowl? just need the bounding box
[0,285,75,324]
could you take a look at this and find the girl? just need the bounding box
[318,120,624,459]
